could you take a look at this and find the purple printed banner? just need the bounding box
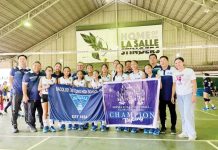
[103,79,160,128]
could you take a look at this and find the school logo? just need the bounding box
[69,94,91,113]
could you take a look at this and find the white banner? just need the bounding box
[76,24,162,63]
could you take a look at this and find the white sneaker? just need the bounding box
[178,133,188,138]
[188,137,196,141]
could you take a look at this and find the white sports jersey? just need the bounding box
[84,74,93,82]
[59,76,73,85]
[129,70,145,80]
[113,73,128,82]
[73,79,86,87]
[101,74,111,82]
[90,79,103,89]
[41,76,56,94]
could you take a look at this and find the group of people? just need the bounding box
[2,53,200,141]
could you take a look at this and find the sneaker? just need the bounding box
[50,126,56,132]
[202,107,209,111]
[124,127,129,132]
[83,123,89,129]
[171,128,176,135]
[116,127,122,132]
[149,128,154,134]
[40,123,44,130]
[43,126,49,133]
[178,133,188,138]
[68,124,73,130]
[131,128,138,133]
[29,125,37,132]
[143,128,149,134]
[13,126,19,133]
[78,125,84,131]
[91,125,98,131]
[100,125,106,132]
[72,124,79,130]
[211,106,217,110]
[59,124,65,131]
[160,127,166,134]
[153,128,160,136]
[188,136,196,141]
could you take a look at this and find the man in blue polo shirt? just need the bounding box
[149,53,161,76]
[22,61,44,132]
[9,55,30,133]
[157,56,177,135]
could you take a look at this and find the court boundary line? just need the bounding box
[207,141,218,150]
[0,135,218,142]
[196,109,218,117]
[26,137,50,150]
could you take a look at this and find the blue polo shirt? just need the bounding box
[157,66,175,101]
[22,71,43,101]
[52,72,64,79]
[10,67,31,95]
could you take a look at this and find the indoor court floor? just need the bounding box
[0,97,218,150]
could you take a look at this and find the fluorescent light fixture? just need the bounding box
[204,8,210,13]
[176,53,180,57]
[23,20,31,27]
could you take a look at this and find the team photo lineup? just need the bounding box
[1,53,216,142]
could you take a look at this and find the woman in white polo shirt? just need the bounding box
[171,57,197,141]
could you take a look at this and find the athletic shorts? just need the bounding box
[204,98,210,102]
[204,87,211,94]
[41,94,49,103]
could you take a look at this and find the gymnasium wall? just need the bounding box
[6,3,218,70]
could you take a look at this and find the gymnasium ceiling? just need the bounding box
[0,0,217,56]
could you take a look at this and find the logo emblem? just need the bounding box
[69,94,91,113]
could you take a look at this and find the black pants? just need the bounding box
[4,100,11,111]
[24,100,43,127]
[11,93,23,127]
[159,100,177,129]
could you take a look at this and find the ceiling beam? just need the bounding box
[0,0,61,39]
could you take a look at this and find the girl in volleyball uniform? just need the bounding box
[84,64,94,83]
[111,60,120,79]
[58,67,73,131]
[112,63,129,132]
[144,64,161,135]
[88,70,105,132]
[202,73,216,110]
[129,60,145,133]
[101,64,111,83]
[73,70,87,131]
[38,66,56,133]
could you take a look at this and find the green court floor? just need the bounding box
[0,97,218,150]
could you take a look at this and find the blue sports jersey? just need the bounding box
[203,78,211,88]
[10,67,31,95]
[22,72,43,101]
[158,66,175,101]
